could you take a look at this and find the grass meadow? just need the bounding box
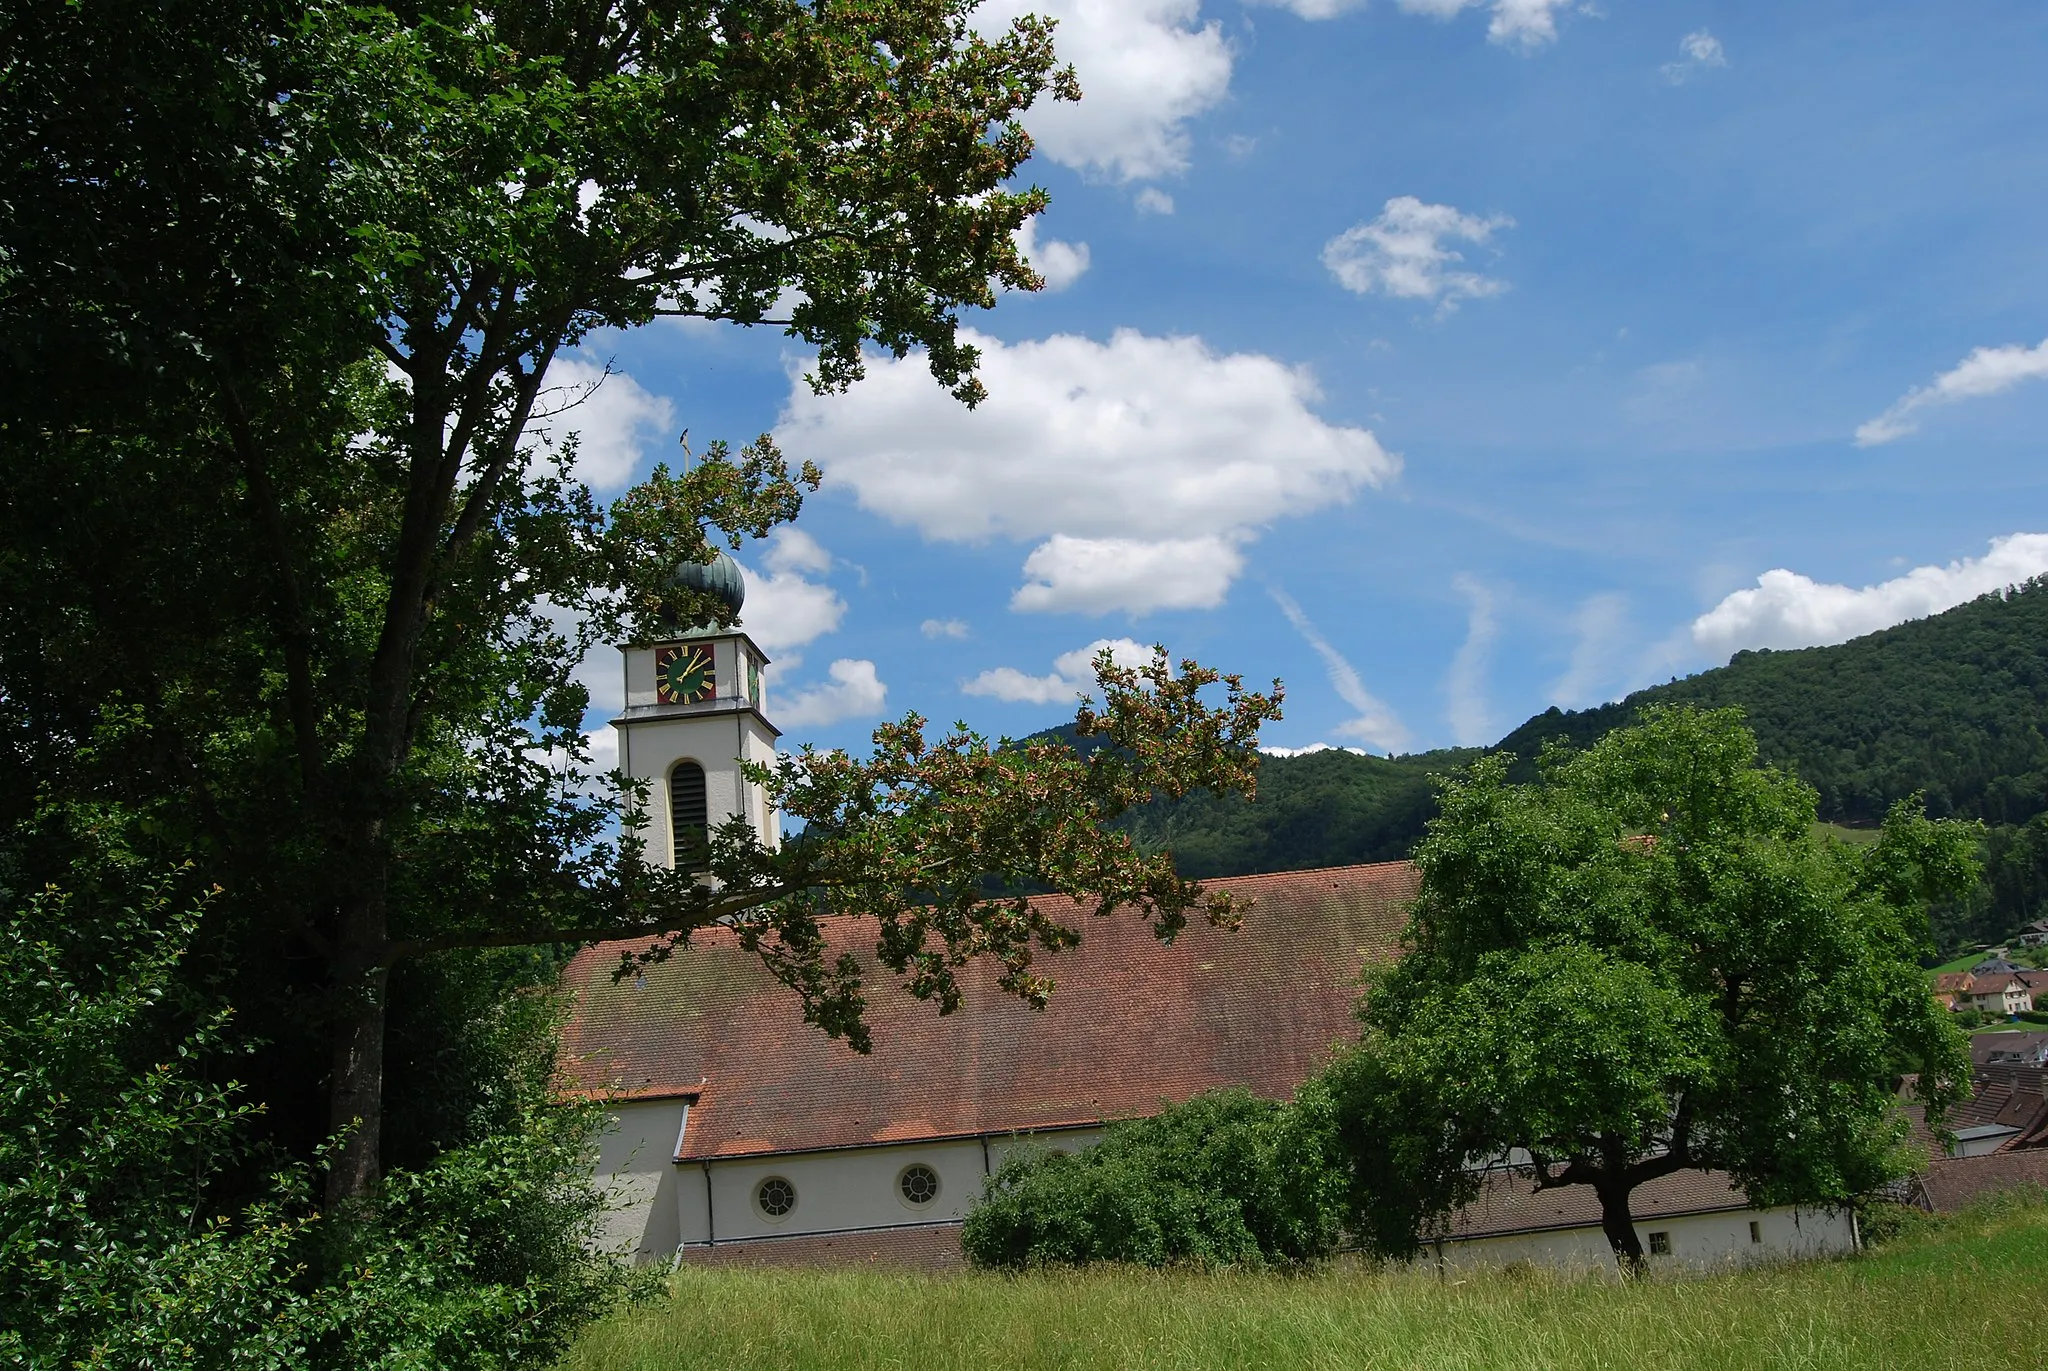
[564,1195,2048,1371]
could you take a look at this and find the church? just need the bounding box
[562,555,1857,1274]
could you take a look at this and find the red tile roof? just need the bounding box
[1444,1168,1750,1240]
[560,862,1419,1159]
[1913,1151,2048,1212]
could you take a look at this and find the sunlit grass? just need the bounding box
[564,1196,2048,1371]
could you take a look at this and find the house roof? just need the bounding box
[1914,1150,2048,1212]
[1970,973,2027,994]
[1932,973,1976,994]
[560,861,1419,1159]
[1968,1032,2048,1070]
[1444,1168,1751,1240]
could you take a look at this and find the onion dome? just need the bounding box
[660,548,746,628]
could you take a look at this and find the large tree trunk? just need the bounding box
[325,857,393,1206]
[1594,1179,1646,1279]
[325,955,390,1207]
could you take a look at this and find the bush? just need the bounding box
[0,875,642,1369]
[960,1086,1344,1270]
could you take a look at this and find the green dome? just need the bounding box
[662,549,746,626]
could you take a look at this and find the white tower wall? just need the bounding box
[613,632,781,866]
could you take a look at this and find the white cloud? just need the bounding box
[963,638,1154,706]
[1135,187,1176,216]
[1323,197,1514,311]
[1691,533,2048,658]
[764,526,834,576]
[1445,575,1498,746]
[975,0,1232,183]
[1855,338,2048,446]
[1661,29,1728,84]
[1548,591,1629,709]
[779,328,1395,615]
[1259,742,1371,757]
[1397,0,1581,49]
[921,618,971,640]
[738,529,847,669]
[776,658,889,729]
[1270,588,1410,753]
[1248,0,1367,17]
[1012,534,1243,615]
[528,357,675,492]
[1014,219,1091,293]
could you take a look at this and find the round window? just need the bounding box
[756,1176,796,1218]
[898,1163,940,1207]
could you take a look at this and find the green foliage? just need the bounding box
[1329,706,1978,1270]
[0,872,640,1368]
[961,1087,1345,1270]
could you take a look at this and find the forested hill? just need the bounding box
[1102,579,2048,948]
[1495,578,2048,827]
[1119,746,1474,880]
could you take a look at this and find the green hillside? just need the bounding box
[1127,578,2048,952]
[1120,745,1475,879]
[1495,579,2048,827]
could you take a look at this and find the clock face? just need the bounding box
[654,643,716,705]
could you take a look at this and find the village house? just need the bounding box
[1967,972,2037,1017]
[2015,920,2048,948]
[1931,969,2043,1016]
[1932,972,1975,1011]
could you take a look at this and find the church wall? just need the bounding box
[1433,1205,1856,1278]
[646,1127,1107,1256]
[590,1098,691,1261]
[695,1139,996,1245]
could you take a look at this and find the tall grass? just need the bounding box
[564,1198,2048,1371]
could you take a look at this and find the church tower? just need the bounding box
[612,550,780,868]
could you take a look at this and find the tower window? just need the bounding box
[669,760,708,866]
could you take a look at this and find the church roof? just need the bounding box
[558,861,1419,1159]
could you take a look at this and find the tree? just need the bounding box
[1326,705,1975,1276]
[0,0,1276,1225]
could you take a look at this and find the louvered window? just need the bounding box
[669,761,708,867]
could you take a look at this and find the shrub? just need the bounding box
[961,1086,1344,1270]
[0,875,642,1368]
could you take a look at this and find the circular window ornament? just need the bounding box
[898,1163,940,1208]
[756,1176,796,1219]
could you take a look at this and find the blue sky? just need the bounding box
[564,0,2048,763]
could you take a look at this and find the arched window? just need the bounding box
[669,761,708,867]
